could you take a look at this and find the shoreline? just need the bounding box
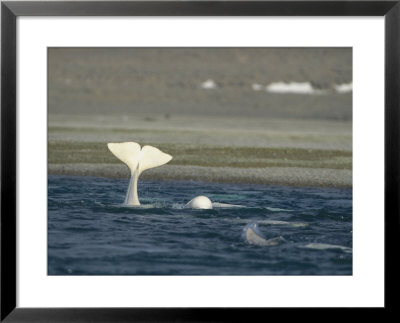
[48,163,352,189]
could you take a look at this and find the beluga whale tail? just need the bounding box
[107,142,172,206]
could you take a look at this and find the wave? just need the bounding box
[234,218,308,227]
[301,243,352,253]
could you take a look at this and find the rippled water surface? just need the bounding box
[48,175,352,275]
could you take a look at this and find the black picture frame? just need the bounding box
[1,1,399,321]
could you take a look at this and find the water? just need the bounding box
[48,175,352,275]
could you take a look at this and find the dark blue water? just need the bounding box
[48,175,352,275]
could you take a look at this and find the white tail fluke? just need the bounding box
[107,142,141,174]
[139,145,173,174]
[107,142,172,205]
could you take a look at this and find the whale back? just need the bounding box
[185,196,213,209]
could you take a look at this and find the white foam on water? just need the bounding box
[234,219,308,227]
[265,207,293,212]
[121,203,155,209]
[258,220,308,227]
[172,203,185,210]
[302,243,352,253]
[212,202,243,208]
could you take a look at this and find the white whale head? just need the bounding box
[185,196,213,209]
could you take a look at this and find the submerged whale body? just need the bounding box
[107,142,172,206]
[185,196,213,209]
[244,223,285,247]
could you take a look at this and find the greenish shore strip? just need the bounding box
[49,141,352,170]
[48,163,352,188]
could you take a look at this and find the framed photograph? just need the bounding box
[1,0,399,321]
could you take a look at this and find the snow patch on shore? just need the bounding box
[266,81,325,95]
[201,79,217,90]
[334,82,352,93]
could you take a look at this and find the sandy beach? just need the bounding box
[48,48,352,188]
[49,163,352,188]
[48,114,352,188]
